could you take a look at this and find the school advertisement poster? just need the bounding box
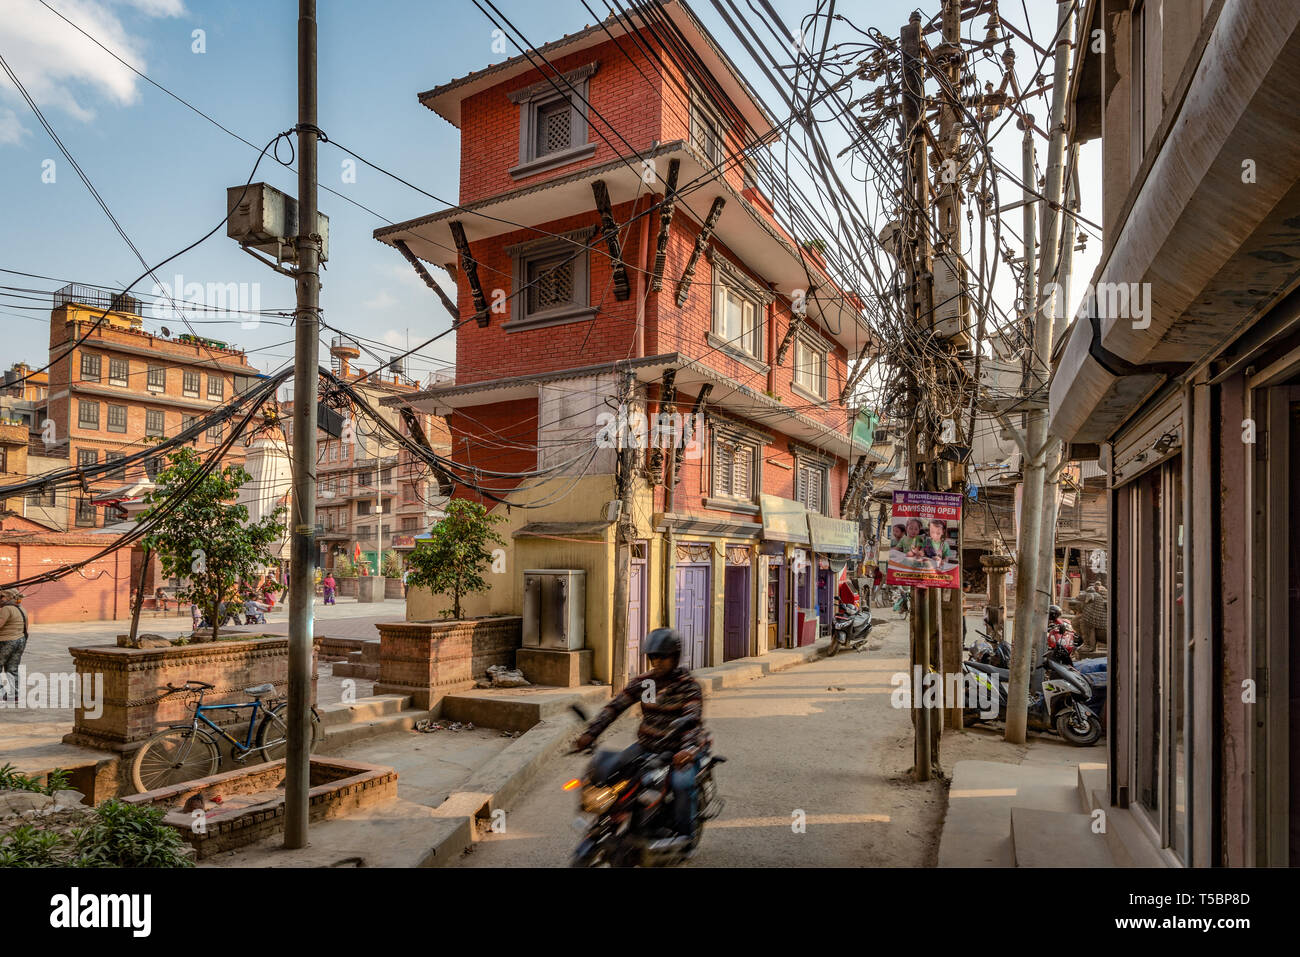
[885,490,961,588]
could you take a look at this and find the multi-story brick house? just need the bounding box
[44,284,262,531]
[299,337,450,577]
[377,1,872,680]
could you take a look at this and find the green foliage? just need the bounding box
[138,447,286,641]
[381,551,403,578]
[0,763,70,794]
[404,499,504,620]
[0,799,193,868]
[331,555,356,578]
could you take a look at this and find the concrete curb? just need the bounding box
[422,712,586,866]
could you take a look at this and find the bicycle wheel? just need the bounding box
[131,727,220,793]
[256,703,322,761]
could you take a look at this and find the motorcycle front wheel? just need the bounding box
[1055,708,1102,746]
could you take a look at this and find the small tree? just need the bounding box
[404,499,504,620]
[381,551,403,578]
[138,447,286,640]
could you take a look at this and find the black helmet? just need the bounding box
[643,628,682,660]
[1048,604,1062,621]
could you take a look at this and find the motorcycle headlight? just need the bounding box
[581,781,627,813]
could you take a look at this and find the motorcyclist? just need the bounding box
[573,628,705,843]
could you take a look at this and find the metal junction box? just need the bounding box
[522,569,587,650]
[226,182,329,264]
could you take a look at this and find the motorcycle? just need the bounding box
[565,705,725,867]
[967,630,1012,669]
[827,599,875,657]
[961,634,1102,746]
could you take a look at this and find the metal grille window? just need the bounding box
[507,228,595,329]
[80,353,101,382]
[107,404,127,433]
[207,375,224,399]
[145,409,165,436]
[108,357,128,386]
[183,370,200,396]
[75,497,98,527]
[146,365,166,391]
[77,448,98,469]
[78,399,99,430]
[106,451,126,481]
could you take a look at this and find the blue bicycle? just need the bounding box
[130,679,321,793]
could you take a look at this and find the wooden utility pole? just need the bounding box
[285,0,320,847]
[659,371,678,632]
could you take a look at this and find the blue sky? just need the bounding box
[0,0,1093,389]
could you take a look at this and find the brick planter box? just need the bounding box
[356,576,386,603]
[63,636,320,751]
[385,578,405,599]
[124,757,396,860]
[373,616,522,709]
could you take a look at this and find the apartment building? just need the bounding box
[377,0,871,679]
[44,284,261,530]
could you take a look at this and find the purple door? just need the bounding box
[723,565,750,661]
[628,560,645,673]
[675,564,710,670]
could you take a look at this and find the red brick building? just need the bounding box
[44,284,261,531]
[377,1,871,678]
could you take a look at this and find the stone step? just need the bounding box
[1077,765,1107,812]
[332,661,380,679]
[439,684,610,732]
[316,708,430,752]
[318,694,412,728]
[1010,806,1115,867]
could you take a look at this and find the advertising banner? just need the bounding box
[885,490,962,589]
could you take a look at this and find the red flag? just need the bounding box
[353,543,362,562]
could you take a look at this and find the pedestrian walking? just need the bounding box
[0,589,29,702]
[401,567,409,597]
[322,573,336,605]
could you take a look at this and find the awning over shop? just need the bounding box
[807,513,859,555]
[760,494,809,544]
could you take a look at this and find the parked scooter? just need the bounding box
[962,637,1102,746]
[827,599,875,656]
[565,705,725,867]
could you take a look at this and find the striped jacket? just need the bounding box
[585,665,703,753]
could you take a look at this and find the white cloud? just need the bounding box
[0,109,26,145]
[362,290,399,311]
[0,0,184,137]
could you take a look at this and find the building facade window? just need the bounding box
[78,399,99,430]
[206,421,222,444]
[792,333,829,401]
[106,451,126,481]
[183,370,201,397]
[145,409,165,436]
[80,353,102,382]
[77,448,98,469]
[329,441,339,463]
[144,456,162,480]
[795,458,829,515]
[507,61,599,178]
[108,357,128,387]
[207,375,224,400]
[401,517,419,531]
[146,365,166,392]
[182,414,197,434]
[707,251,772,369]
[106,404,127,433]
[27,486,56,508]
[75,497,98,527]
[690,89,726,166]
[506,228,597,330]
[704,420,766,513]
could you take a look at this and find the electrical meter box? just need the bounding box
[522,570,587,651]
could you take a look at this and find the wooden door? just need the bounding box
[723,564,750,661]
[674,564,710,670]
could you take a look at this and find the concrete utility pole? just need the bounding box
[900,12,935,781]
[936,0,965,733]
[285,0,320,848]
[1007,0,1073,744]
[610,369,635,692]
